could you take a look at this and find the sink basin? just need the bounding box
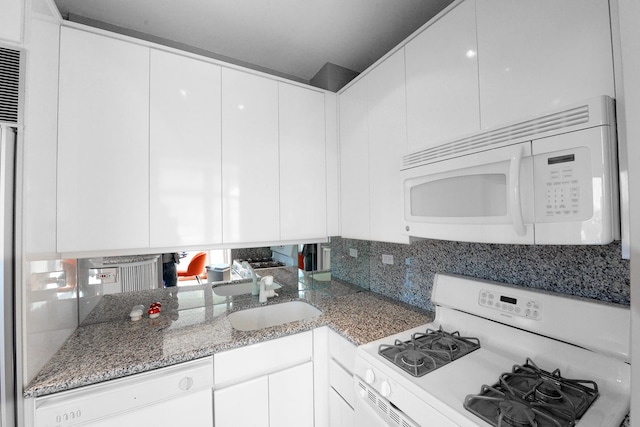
[213,281,281,297]
[227,301,322,331]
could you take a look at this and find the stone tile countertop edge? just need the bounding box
[24,274,432,399]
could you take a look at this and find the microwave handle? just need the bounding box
[509,146,526,236]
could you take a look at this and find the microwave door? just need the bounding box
[402,142,534,244]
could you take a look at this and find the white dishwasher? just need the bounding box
[33,357,213,427]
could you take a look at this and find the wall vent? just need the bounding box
[0,46,20,124]
[403,102,598,170]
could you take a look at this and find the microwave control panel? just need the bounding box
[534,146,592,222]
[479,289,542,320]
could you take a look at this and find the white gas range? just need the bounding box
[354,273,630,427]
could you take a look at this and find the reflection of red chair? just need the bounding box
[177,252,207,284]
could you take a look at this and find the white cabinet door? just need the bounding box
[149,49,223,248]
[57,27,150,253]
[329,388,354,427]
[325,93,341,237]
[90,388,213,427]
[476,0,615,129]
[269,361,314,427]
[0,0,23,42]
[367,49,410,244]
[222,68,279,244]
[23,18,59,258]
[279,83,326,241]
[339,77,370,240]
[405,0,480,152]
[214,376,269,427]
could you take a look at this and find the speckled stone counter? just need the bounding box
[24,268,431,398]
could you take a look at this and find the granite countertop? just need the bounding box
[23,267,633,426]
[24,267,432,398]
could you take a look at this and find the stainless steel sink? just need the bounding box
[227,301,322,331]
[213,281,281,297]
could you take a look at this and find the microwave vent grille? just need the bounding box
[403,104,590,169]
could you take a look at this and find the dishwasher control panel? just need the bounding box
[479,289,542,320]
[34,358,213,427]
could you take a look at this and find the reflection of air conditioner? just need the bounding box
[78,256,160,322]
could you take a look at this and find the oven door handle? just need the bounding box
[509,146,526,236]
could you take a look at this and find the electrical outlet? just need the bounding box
[88,267,118,285]
[382,254,394,265]
[349,248,358,258]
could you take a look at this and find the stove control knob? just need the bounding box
[381,381,391,397]
[365,369,375,384]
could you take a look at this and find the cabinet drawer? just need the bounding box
[328,329,356,373]
[329,359,354,407]
[214,331,312,387]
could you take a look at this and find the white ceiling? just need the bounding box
[52,0,453,83]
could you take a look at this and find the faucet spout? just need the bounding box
[259,276,278,303]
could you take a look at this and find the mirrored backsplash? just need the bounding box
[330,237,630,312]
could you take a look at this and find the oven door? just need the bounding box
[402,142,534,244]
[354,376,459,427]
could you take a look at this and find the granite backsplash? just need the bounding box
[330,237,630,312]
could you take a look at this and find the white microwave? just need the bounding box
[401,96,620,245]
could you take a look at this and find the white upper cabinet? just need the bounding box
[221,68,280,244]
[23,18,59,258]
[57,27,150,253]
[339,77,370,240]
[367,49,410,244]
[278,83,327,241]
[0,0,23,43]
[324,93,341,237]
[149,49,223,248]
[405,0,480,152]
[476,0,615,129]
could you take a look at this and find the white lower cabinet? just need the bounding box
[214,376,269,427]
[312,326,357,427]
[213,332,314,427]
[269,362,314,426]
[329,388,355,427]
[213,363,313,427]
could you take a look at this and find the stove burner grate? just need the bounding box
[378,327,480,377]
[464,358,599,427]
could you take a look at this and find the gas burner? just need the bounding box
[431,336,460,353]
[378,327,480,377]
[400,349,426,368]
[535,379,564,402]
[498,399,536,427]
[464,358,600,427]
[413,327,480,361]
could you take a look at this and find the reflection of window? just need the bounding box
[208,249,231,265]
[181,249,231,267]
